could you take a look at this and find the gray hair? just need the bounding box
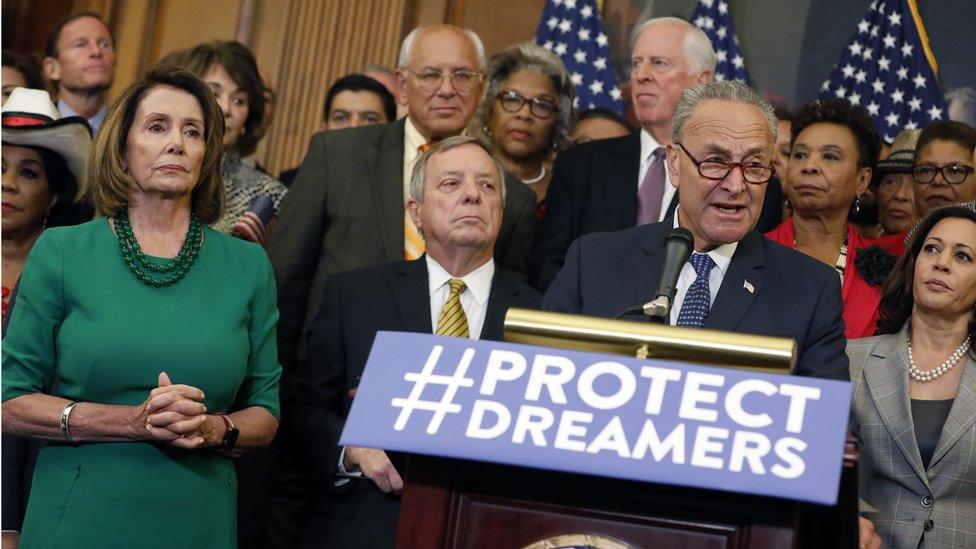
[630,17,717,77]
[398,26,487,72]
[409,135,507,205]
[471,42,575,152]
[671,81,777,144]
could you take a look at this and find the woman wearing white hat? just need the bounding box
[2,87,92,319]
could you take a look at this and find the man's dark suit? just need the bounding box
[269,117,537,370]
[531,133,783,292]
[285,258,542,548]
[542,221,849,381]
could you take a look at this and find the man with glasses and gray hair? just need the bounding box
[543,80,850,383]
[531,17,715,291]
[270,24,536,373]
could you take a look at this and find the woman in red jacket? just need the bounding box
[766,98,903,339]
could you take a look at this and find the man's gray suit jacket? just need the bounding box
[269,118,537,368]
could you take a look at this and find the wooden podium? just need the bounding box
[391,310,860,548]
[395,438,858,548]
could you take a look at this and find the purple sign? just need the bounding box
[340,332,853,505]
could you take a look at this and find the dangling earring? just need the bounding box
[853,194,861,215]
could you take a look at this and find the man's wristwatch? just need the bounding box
[213,413,239,452]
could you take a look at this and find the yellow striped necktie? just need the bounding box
[435,279,469,338]
[404,143,432,260]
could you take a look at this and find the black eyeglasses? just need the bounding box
[675,143,775,184]
[496,90,558,119]
[913,163,975,185]
[404,68,482,92]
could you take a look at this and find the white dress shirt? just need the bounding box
[638,129,676,223]
[426,254,494,340]
[669,209,738,325]
[402,116,427,203]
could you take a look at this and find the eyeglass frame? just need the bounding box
[674,143,776,184]
[912,163,976,185]
[495,90,558,119]
[402,68,484,92]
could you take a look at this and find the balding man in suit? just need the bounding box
[270,24,536,372]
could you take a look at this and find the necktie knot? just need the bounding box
[688,253,716,277]
[447,278,467,296]
[651,146,666,161]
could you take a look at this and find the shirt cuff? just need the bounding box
[335,445,363,487]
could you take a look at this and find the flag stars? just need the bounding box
[857,19,870,33]
[610,87,622,100]
[842,63,856,78]
[593,57,607,70]
[848,42,863,56]
[563,0,576,8]
[555,43,567,55]
[862,47,873,60]
[716,50,728,63]
[901,43,914,57]
[888,11,901,26]
[885,112,900,127]
[908,97,922,111]
[891,89,905,103]
[870,25,880,37]
[558,19,572,34]
[718,1,729,14]
[716,26,728,39]
[574,49,587,63]
[867,101,880,116]
[578,28,591,41]
[570,72,583,85]
[821,79,831,92]
[543,41,554,51]
[905,121,918,130]
[855,69,867,83]
[872,78,885,94]
[883,33,897,49]
[896,67,909,81]
[878,56,891,71]
[580,5,593,19]
[546,17,558,30]
[928,105,943,121]
[589,80,604,95]
[849,92,862,105]
[912,73,927,89]
[732,54,744,69]
[835,86,847,98]
[596,33,608,47]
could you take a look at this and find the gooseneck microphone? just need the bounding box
[615,227,694,323]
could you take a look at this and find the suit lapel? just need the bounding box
[862,327,930,486]
[604,133,640,227]
[482,272,520,341]
[389,259,433,334]
[704,231,766,331]
[368,119,407,261]
[634,222,669,315]
[929,357,976,468]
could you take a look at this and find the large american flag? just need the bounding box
[690,0,751,84]
[818,0,947,143]
[536,0,623,112]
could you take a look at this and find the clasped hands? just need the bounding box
[136,372,220,449]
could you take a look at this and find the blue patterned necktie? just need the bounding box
[676,253,717,328]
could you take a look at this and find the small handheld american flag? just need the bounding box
[233,194,276,246]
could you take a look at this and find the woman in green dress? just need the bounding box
[1,65,281,548]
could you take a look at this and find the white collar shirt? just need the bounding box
[669,209,738,325]
[402,116,428,203]
[638,129,676,223]
[426,254,494,340]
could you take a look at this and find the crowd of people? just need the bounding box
[2,9,976,549]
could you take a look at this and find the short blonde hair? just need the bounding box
[88,64,225,224]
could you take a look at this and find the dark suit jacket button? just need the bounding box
[921,495,933,507]
[924,519,935,531]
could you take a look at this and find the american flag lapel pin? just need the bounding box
[743,279,755,294]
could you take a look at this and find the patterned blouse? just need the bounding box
[213,149,288,242]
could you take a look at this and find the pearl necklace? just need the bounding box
[907,328,971,382]
[521,165,547,185]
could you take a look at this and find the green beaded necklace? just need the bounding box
[114,210,203,288]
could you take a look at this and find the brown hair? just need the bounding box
[87,64,225,224]
[174,41,268,153]
[877,205,976,339]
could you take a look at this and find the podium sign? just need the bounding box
[340,332,852,505]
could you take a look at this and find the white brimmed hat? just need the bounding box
[2,87,92,199]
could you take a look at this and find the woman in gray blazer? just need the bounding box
[848,204,976,548]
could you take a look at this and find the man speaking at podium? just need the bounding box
[543,81,849,381]
[285,136,541,548]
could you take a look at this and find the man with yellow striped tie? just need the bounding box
[285,136,541,549]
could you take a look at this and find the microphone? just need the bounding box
[615,227,694,322]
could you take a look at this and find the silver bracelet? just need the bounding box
[60,401,80,443]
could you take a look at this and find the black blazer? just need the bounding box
[542,221,850,381]
[284,258,541,548]
[269,118,537,371]
[530,133,678,292]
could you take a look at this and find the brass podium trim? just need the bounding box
[503,308,796,373]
